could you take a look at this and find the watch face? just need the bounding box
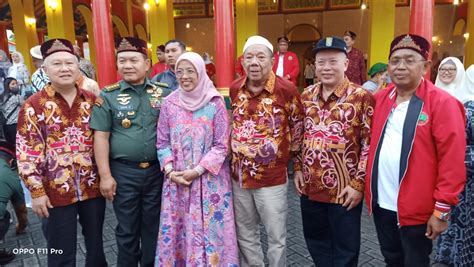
[441,213,450,221]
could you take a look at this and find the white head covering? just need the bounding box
[435,57,465,97]
[457,65,474,103]
[30,45,43,60]
[243,35,273,53]
[203,52,212,64]
[11,51,25,65]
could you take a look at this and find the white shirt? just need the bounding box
[276,54,284,77]
[377,100,409,212]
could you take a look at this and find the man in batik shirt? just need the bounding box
[294,36,374,267]
[230,35,304,267]
[343,30,367,85]
[16,38,106,266]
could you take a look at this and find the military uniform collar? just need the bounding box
[119,78,154,92]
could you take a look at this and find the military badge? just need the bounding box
[117,94,132,105]
[288,56,293,61]
[121,118,131,128]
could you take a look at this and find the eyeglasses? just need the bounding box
[175,69,196,78]
[439,68,456,73]
[388,57,425,67]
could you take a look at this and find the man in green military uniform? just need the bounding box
[0,120,27,265]
[90,37,171,267]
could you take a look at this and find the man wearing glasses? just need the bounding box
[365,34,467,266]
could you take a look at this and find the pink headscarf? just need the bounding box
[176,52,221,111]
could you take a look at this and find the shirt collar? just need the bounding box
[120,78,153,92]
[317,78,350,99]
[240,71,276,94]
[45,83,83,98]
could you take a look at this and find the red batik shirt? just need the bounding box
[300,79,374,204]
[345,47,367,86]
[230,72,304,189]
[16,84,101,207]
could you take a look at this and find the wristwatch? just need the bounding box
[433,210,451,221]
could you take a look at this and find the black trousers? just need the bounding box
[373,205,433,267]
[4,124,16,148]
[0,211,10,241]
[301,196,362,267]
[42,197,107,267]
[111,160,163,267]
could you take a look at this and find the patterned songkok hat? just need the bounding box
[389,34,431,60]
[40,38,75,59]
[115,37,148,56]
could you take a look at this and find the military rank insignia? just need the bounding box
[95,96,104,108]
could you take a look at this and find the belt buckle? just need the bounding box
[139,162,150,169]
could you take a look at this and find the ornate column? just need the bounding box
[214,0,235,97]
[91,0,117,87]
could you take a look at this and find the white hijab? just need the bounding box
[8,51,26,79]
[457,65,474,103]
[435,57,466,97]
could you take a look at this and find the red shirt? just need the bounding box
[16,85,102,207]
[205,63,216,80]
[150,62,168,78]
[272,51,300,86]
[345,47,367,86]
[230,72,304,189]
[235,55,245,78]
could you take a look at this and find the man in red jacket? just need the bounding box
[365,34,466,267]
[273,36,300,86]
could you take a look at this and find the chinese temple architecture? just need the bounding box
[0,0,472,92]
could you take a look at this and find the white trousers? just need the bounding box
[232,179,288,267]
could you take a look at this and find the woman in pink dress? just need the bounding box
[155,52,239,266]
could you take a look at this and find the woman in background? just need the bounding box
[460,65,474,267]
[0,49,12,95]
[7,51,30,98]
[433,59,470,267]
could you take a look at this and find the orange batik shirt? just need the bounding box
[300,78,374,204]
[230,72,304,189]
[16,85,102,207]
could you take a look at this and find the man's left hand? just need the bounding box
[425,215,449,240]
[338,185,363,210]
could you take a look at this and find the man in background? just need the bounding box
[273,36,300,86]
[151,39,186,91]
[343,30,366,85]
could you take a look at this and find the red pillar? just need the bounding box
[214,0,235,96]
[37,29,45,44]
[91,0,116,87]
[409,0,434,78]
[0,22,8,54]
[76,37,84,51]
